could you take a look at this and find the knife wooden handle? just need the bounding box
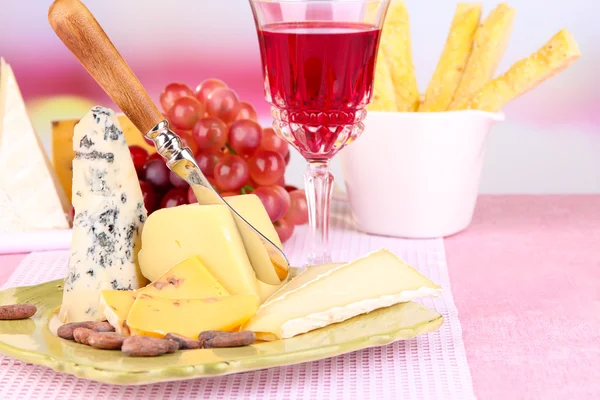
[48,0,163,134]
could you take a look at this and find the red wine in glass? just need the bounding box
[258,21,380,159]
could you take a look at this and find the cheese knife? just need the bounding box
[48,0,289,285]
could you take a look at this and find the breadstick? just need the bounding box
[380,0,419,111]
[368,50,397,112]
[449,3,516,110]
[465,29,580,112]
[419,3,482,112]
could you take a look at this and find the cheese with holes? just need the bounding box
[99,289,138,335]
[127,293,259,338]
[138,204,259,296]
[139,255,229,299]
[58,106,148,323]
[0,58,71,232]
[243,249,442,340]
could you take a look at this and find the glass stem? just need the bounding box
[304,161,334,265]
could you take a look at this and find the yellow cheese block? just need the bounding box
[52,114,155,201]
[243,249,441,340]
[225,194,287,285]
[126,293,259,339]
[138,204,259,296]
[99,289,138,335]
[139,255,229,299]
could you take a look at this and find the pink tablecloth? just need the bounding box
[1,195,599,399]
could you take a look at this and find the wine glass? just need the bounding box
[249,0,390,265]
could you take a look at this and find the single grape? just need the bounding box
[175,129,199,156]
[284,185,298,193]
[220,191,238,197]
[169,170,188,189]
[236,102,258,121]
[129,145,148,177]
[160,82,194,113]
[168,96,205,130]
[277,175,285,186]
[206,87,241,123]
[248,150,285,186]
[214,154,250,192]
[207,176,218,190]
[160,188,189,208]
[194,151,221,177]
[272,185,291,218]
[228,119,262,157]
[274,219,295,243]
[195,78,227,105]
[147,152,163,162]
[139,180,159,214]
[285,189,309,225]
[143,159,171,190]
[253,185,290,222]
[193,117,228,151]
[261,127,289,157]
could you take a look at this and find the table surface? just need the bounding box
[1,195,599,400]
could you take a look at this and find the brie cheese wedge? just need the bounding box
[243,249,442,340]
[0,58,71,232]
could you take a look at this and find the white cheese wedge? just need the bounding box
[243,249,442,340]
[138,204,260,297]
[0,58,70,232]
[58,106,148,323]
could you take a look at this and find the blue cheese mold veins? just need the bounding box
[59,106,148,323]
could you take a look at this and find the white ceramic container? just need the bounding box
[340,110,504,238]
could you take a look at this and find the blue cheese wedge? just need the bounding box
[58,106,147,323]
[243,249,442,340]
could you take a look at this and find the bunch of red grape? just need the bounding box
[129,79,308,243]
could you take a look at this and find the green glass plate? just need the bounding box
[0,280,443,385]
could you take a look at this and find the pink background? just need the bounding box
[1,0,599,191]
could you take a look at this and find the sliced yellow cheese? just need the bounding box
[139,255,229,299]
[225,194,286,284]
[126,293,259,339]
[243,249,441,340]
[99,289,139,335]
[138,204,259,296]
